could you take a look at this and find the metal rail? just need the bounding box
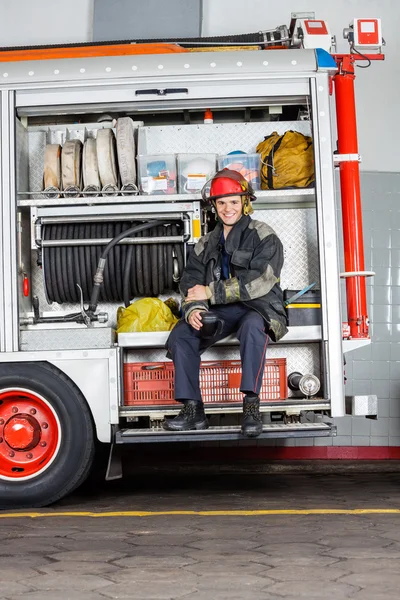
[41,236,184,247]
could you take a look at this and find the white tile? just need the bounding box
[370,436,389,446]
[352,436,371,446]
[333,436,352,446]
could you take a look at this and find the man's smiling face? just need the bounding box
[215,196,243,227]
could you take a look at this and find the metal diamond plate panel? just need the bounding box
[16,119,29,195]
[28,131,46,199]
[20,327,115,351]
[29,252,121,329]
[139,121,312,155]
[254,208,320,290]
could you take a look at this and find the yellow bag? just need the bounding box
[117,298,178,333]
[256,130,314,190]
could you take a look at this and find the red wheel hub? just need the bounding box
[0,389,61,480]
[4,415,41,450]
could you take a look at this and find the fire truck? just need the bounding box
[0,14,384,507]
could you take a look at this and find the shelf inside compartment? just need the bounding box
[117,326,322,348]
[16,119,313,206]
[17,187,316,208]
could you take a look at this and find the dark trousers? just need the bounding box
[167,303,269,403]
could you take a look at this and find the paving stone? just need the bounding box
[14,520,85,532]
[184,561,268,576]
[127,526,201,536]
[113,545,188,557]
[325,546,400,559]
[0,539,63,554]
[104,568,198,586]
[255,542,326,556]
[127,534,200,547]
[3,527,80,538]
[313,517,374,531]
[184,550,274,563]
[379,529,400,541]
[0,556,51,569]
[5,592,108,600]
[184,593,277,600]
[68,531,139,541]
[265,580,359,598]
[114,555,196,568]
[351,591,400,600]
[46,550,126,562]
[250,555,339,568]
[338,558,400,573]
[265,565,350,582]
[253,529,324,544]
[193,526,271,540]
[318,534,391,548]
[0,582,33,596]
[100,580,198,599]
[45,539,133,553]
[186,539,260,551]
[38,561,121,575]
[193,573,273,591]
[0,568,41,581]
[340,570,400,589]
[19,573,111,592]
[4,472,400,600]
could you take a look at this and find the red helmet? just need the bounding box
[210,173,243,198]
[201,169,257,204]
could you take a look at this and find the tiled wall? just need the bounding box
[332,171,400,447]
[266,171,400,449]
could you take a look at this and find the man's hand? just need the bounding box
[186,284,210,301]
[188,310,205,331]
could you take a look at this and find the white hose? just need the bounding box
[96,128,118,195]
[62,139,82,197]
[82,138,101,196]
[43,144,61,198]
[116,117,137,194]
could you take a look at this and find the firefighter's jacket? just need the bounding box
[180,215,288,342]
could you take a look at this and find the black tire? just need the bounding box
[0,361,95,508]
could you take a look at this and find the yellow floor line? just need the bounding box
[1,508,400,518]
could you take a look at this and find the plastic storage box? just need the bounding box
[124,358,287,406]
[177,153,217,193]
[137,154,177,194]
[284,289,322,326]
[217,153,261,190]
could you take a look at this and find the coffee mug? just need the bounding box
[199,311,224,339]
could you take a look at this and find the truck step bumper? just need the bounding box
[116,422,335,444]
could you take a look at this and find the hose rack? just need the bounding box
[41,221,185,305]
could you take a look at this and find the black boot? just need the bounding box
[241,395,263,438]
[163,400,209,431]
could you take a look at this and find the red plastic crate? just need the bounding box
[124,359,287,406]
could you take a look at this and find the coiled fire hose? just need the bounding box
[41,221,185,308]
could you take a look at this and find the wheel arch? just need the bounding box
[46,358,113,443]
[0,350,120,443]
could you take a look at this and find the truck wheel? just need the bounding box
[0,361,95,508]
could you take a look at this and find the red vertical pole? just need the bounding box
[334,56,369,339]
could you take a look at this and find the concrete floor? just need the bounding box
[2,466,400,599]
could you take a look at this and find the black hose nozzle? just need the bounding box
[88,220,164,313]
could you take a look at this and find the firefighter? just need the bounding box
[163,169,287,437]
